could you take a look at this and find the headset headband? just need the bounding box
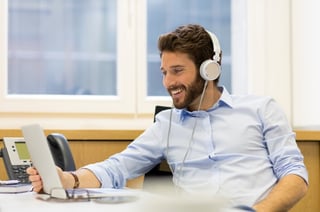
[206,30,221,62]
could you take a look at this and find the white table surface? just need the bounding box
[0,189,247,212]
[0,190,147,212]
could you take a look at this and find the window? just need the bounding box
[8,0,117,96]
[0,0,235,128]
[1,0,135,114]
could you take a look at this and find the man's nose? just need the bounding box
[163,73,176,88]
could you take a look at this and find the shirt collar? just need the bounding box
[214,86,233,109]
[178,86,233,121]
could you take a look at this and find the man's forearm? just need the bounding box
[253,174,308,212]
[61,168,101,189]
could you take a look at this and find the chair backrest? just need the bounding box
[47,133,76,171]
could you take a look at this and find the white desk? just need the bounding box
[0,190,242,212]
[0,191,145,212]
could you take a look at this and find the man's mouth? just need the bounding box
[171,88,183,96]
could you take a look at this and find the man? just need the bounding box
[27,24,308,211]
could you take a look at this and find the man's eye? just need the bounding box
[173,68,183,74]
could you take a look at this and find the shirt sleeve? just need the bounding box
[261,98,308,184]
[82,122,166,188]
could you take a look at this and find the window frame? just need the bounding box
[0,0,137,115]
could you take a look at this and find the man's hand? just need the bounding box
[26,166,65,192]
[26,166,43,192]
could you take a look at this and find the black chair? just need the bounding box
[47,133,76,171]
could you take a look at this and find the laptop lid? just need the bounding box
[21,124,68,199]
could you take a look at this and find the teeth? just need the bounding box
[172,88,182,95]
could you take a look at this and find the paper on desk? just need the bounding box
[0,180,21,185]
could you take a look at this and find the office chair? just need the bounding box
[47,133,76,171]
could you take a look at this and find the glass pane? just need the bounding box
[8,0,117,95]
[147,0,231,96]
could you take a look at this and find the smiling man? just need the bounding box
[27,24,308,211]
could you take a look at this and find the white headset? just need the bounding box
[199,30,221,81]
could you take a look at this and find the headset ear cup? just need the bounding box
[200,59,221,81]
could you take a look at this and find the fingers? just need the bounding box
[26,166,38,175]
[26,167,43,193]
[31,179,43,193]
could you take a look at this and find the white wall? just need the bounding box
[241,0,292,123]
[242,0,320,128]
[292,0,320,127]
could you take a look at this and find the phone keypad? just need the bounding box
[12,165,30,184]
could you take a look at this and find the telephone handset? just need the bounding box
[47,133,76,171]
[1,137,32,184]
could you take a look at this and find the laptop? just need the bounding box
[21,124,139,201]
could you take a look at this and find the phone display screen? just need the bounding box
[15,141,30,160]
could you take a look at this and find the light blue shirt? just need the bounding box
[84,87,308,207]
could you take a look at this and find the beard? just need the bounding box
[169,75,205,110]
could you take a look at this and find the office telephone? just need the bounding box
[1,137,31,183]
[1,134,76,183]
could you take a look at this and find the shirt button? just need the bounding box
[208,153,216,160]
